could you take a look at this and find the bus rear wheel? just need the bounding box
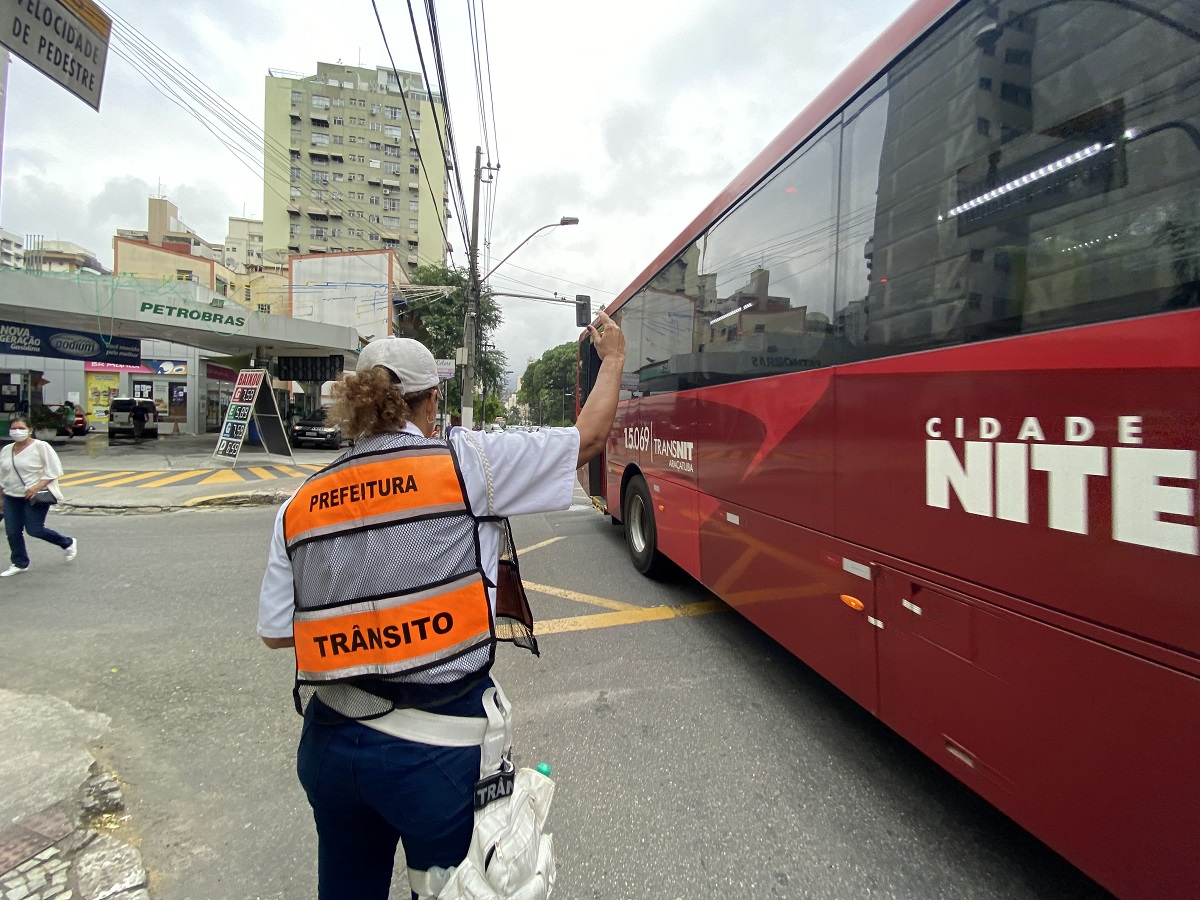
[624,475,668,578]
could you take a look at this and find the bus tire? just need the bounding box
[623,476,667,577]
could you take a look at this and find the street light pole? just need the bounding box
[461,205,578,430]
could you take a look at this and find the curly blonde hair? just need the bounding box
[328,367,436,439]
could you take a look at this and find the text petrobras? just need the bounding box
[138,301,246,328]
[623,424,695,473]
[925,415,1197,556]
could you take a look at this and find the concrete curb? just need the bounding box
[182,489,291,508]
[57,491,289,515]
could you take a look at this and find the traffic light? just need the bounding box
[575,295,591,328]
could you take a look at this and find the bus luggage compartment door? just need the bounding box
[875,566,1200,900]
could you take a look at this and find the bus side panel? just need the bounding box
[697,500,878,714]
[641,473,700,579]
[876,566,1200,900]
[694,370,836,534]
[832,317,1200,659]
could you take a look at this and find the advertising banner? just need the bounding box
[212,369,292,465]
[0,320,140,364]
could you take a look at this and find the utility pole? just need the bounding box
[461,146,483,430]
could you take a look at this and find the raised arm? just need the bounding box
[574,310,626,469]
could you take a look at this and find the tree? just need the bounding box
[396,264,507,415]
[518,341,578,426]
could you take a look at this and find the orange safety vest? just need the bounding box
[282,435,495,711]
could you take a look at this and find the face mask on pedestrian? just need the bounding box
[9,428,29,442]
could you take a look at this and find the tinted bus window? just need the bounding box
[845,0,1199,356]
[622,0,1199,390]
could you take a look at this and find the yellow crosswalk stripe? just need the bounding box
[94,471,167,487]
[57,471,96,482]
[298,464,322,471]
[535,600,725,635]
[58,471,134,486]
[199,469,246,484]
[272,465,304,477]
[139,470,212,488]
[249,467,277,480]
[524,582,641,612]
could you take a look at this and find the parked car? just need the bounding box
[107,398,159,443]
[290,407,343,449]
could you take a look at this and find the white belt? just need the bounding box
[367,706,489,747]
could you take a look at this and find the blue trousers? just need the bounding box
[297,693,485,900]
[4,494,71,568]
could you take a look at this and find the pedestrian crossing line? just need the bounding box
[535,600,726,636]
[199,469,247,484]
[95,471,167,487]
[55,471,97,483]
[249,467,278,480]
[59,471,135,486]
[272,465,305,477]
[524,582,642,613]
[139,470,213,488]
[298,464,323,471]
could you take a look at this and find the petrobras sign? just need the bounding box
[0,319,141,364]
[925,414,1197,558]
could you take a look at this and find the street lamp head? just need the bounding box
[559,217,579,226]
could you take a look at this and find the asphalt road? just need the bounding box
[0,500,1112,899]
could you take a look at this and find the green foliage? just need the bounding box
[398,264,507,414]
[517,341,579,425]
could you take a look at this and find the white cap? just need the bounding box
[356,336,441,393]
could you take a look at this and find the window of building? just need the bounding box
[384,125,403,139]
[312,95,330,109]
[999,82,1033,109]
[1004,47,1032,66]
[332,135,343,144]
[333,173,344,182]
[291,90,303,105]
[409,164,420,175]
[310,226,328,240]
[290,128,301,143]
[331,190,343,200]
[290,166,301,181]
[332,228,343,238]
[370,195,380,205]
[312,132,330,146]
[410,148,420,158]
[411,129,420,140]
[369,232,380,241]
[332,116,343,125]
[311,172,328,184]
[332,97,344,107]
[369,214,380,224]
[369,159,381,168]
[369,141,382,150]
[382,216,401,228]
[384,145,401,158]
[290,186,301,198]
[408,200,419,211]
[385,106,402,120]
[371,103,381,114]
[370,122,382,132]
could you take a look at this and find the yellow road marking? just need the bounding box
[524,582,641,612]
[299,464,323,471]
[57,471,134,486]
[58,471,96,481]
[249,467,278,480]
[518,537,565,554]
[94,471,166,487]
[272,465,305,477]
[199,469,246,484]
[139,469,212,488]
[536,600,725,635]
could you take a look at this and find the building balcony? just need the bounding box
[307,208,330,219]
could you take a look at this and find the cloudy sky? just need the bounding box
[1,0,908,375]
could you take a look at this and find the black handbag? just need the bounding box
[31,487,59,506]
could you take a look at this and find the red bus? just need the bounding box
[578,0,1200,896]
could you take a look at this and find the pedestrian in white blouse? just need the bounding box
[1,416,77,577]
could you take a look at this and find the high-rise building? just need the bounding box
[262,62,450,279]
[223,216,267,271]
[0,228,22,269]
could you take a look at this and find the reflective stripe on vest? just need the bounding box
[283,440,493,685]
[293,571,492,681]
[284,445,468,551]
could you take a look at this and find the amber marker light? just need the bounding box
[840,594,864,611]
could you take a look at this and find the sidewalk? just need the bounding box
[0,690,147,900]
[37,433,341,512]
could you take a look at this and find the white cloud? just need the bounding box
[0,0,909,375]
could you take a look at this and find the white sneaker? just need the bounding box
[1,564,28,577]
[65,539,78,562]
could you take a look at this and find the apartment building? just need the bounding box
[0,228,21,269]
[262,62,450,278]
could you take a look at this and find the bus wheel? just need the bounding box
[624,476,667,577]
